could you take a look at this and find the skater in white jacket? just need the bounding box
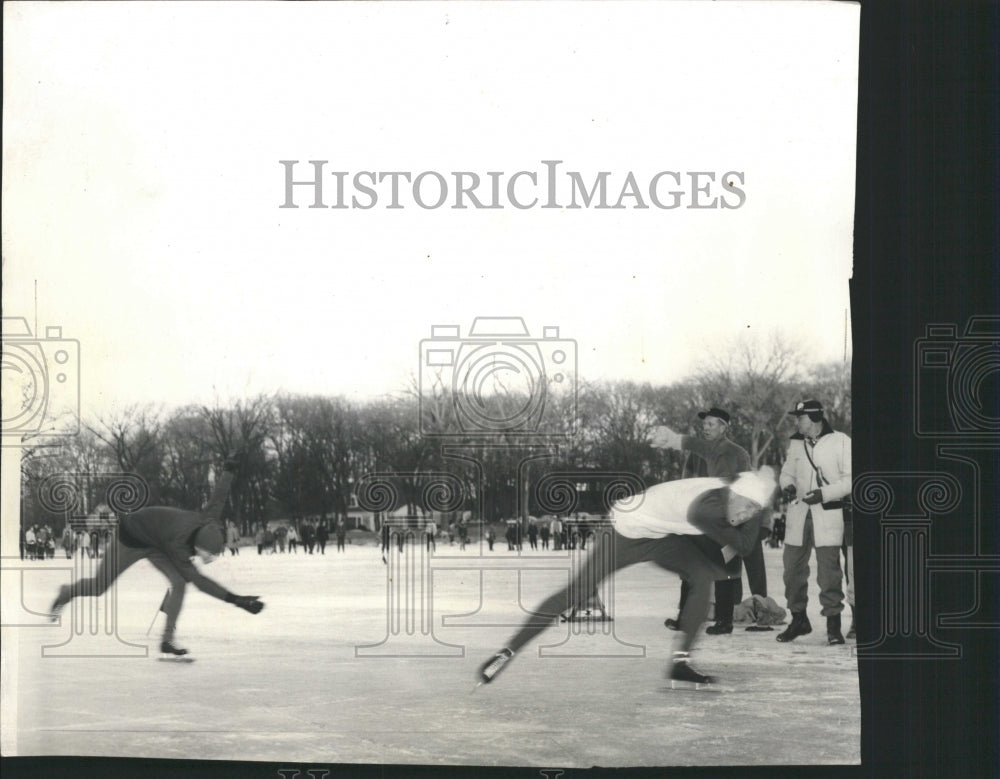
[479,469,777,690]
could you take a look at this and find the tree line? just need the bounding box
[20,337,850,535]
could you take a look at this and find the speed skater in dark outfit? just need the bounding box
[479,469,777,689]
[49,457,265,657]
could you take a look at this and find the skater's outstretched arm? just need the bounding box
[201,456,240,522]
[169,555,264,613]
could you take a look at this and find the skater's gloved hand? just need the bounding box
[802,489,824,506]
[228,594,265,614]
[781,485,797,503]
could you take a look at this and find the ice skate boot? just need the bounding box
[668,652,717,690]
[478,648,514,684]
[159,639,195,662]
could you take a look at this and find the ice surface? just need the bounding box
[4,541,860,766]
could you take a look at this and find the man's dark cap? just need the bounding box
[697,407,731,424]
[789,399,824,416]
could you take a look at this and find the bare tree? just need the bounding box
[88,404,165,501]
[695,331,805,467]
[159,406,215,510]
[199,394,275,531]
[88,404,163,472]
[574,380,661,476]
[802,359,852,435]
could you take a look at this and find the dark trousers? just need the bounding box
[677,534,767,623]
[507,532,728,655]
[55,541,187,641]
[783,511,844,617]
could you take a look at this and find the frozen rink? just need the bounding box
[4,539,860,767]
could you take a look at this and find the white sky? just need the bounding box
[3,1,858,421]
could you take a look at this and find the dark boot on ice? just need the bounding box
[827,614,845,645]
[668,651,716,689]
[705,621,733,635]
[664,617,681,631]
[776,612,812,642]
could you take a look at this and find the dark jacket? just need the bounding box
[681,436,751,479]
[119,507,230,600]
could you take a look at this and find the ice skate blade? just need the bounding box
[663,681,723,693]
[158,656,196,663]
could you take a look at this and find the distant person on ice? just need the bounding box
[49,456,265,658]
[478,469,776,690]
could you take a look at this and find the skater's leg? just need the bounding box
[54,540,144,609]
[678,575,712,651]
[664,578,691,630]
[505,533,645,654]
[480,533,645,682]
[146,552,188,643]
[649,536,729,653]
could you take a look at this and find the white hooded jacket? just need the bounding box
[779,422,852,547]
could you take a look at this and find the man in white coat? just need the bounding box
[777,399,852,645]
